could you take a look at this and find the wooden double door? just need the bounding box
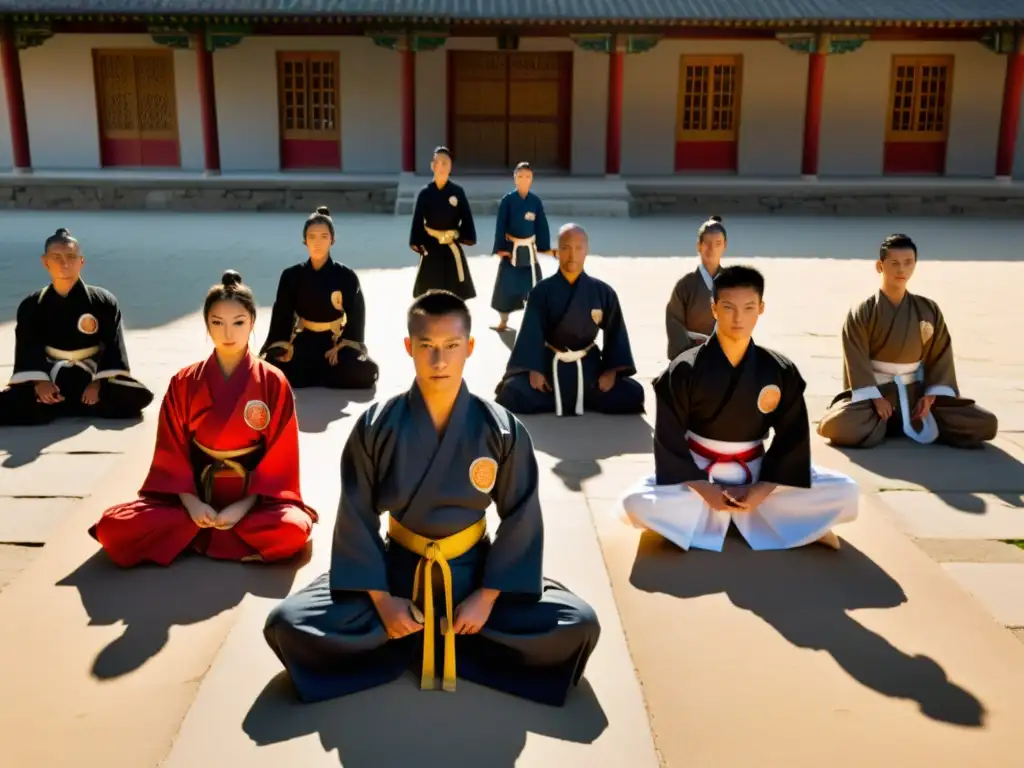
[93,49,180,167]
[449,51,572,172]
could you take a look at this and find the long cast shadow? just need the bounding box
[629,532,986,727]
[243,672,607,767]
[293,388,377,433]
[57,547,307,679]
[0,416,143,468]
[834,439,1024,513]
[521,413,653,491]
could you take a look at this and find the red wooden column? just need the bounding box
[801,33,829,178]
[996,34,1024,179]
[195,32,221,174]
[1,23,31,172]
[400,37,416,174]
[605,36,625,175]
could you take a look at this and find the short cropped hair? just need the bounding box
[407,289,471,337]
[514,161,532,175]
[433,145,453,160]
[879,233,917,261]
[712,265,765,301]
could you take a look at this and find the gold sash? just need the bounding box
[194,440,258,504]
[424,225,466,283]
[387,515,487,692]
[263,315,366,361]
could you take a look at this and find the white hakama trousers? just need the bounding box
[618,433,859,552]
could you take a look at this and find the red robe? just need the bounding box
[90,352,317,567]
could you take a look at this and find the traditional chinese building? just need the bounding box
[1,1,1023,213]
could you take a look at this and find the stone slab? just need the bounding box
[0,544,42,593]
[0,497,78,544]
[913,539,1024,564]
[0,452,122,498]
[874,492,1024,540]
[0,420,144,469]
[813,438,1024,494]
[589,485,1024,766]
[163,490,657,768]
[942,564,1024,628]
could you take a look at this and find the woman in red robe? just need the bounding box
[90,270,317,567]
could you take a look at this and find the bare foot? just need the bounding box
[816,530,841,550]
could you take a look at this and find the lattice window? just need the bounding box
[278,52,340,140]
[94,50,178,140]
[887,56,953,141]
[678,56,742,141]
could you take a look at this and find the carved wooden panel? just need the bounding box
[887,56,953,142]
[278,52,340,141]
[94,52,140,139]
[94,50,178,141]
[678,55,742,141]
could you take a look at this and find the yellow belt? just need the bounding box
[44,345,101,382]
[424,225,465,283]
[387,515,487,692]
[263,315,366,361]
[194,440,258,503]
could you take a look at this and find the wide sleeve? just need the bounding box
[759,366,812,488]
[842,302,882,403]
[492,195,511,254]
[599,286,638,375]
[482,416,543,596]
[456,186,477,246]
[665,279,695,360]
[8,296,51,385]
[260,270,297,357]
[409,189,429,250]
[504,283,549,375]
[329,411,389,593]
[652,365,704,484]
[344,274,368,344]
[139,375,197,497]
[921,303,959,397]
[94,297,133,379]
[534,198,552,252]
[247,373,313,515]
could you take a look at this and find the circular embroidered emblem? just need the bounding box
[920,320,934,344]
[448,195,458,207]
[469,457,498,494]
[525,211,536,221]
[331,290,344,311]
[78,313,99,335]
[757,385,781,415]
[590,309,603,325]
[243,400,270,431]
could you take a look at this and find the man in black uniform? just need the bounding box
[0,228,153,426]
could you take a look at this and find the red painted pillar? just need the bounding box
[195,35,221,173]
[996,46,1024,178]
[605,41,624,175]
[1,23,31,171]
[801,41,827,177]
[401,44,416,173]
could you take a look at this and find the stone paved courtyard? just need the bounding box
[0,210,1023,766]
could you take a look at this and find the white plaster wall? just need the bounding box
[15,34,202,170]
[415,37,608,175]
[213,35,400,173]
[819,40,1006,177]
[622,39,808,176]
[0,50,11,168]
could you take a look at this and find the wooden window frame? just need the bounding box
[886,55,954,143]
[92,48,180,143]
[676,55,743,142]
[276,51,341,142]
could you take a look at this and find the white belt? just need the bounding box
[508,234,538,288]
[425,225,465,283]
[871,359,938,444]
[45,345,100,382]
[547,342,594,416]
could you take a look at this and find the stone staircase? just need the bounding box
[394,174,632,217]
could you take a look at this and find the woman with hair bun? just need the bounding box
[260,206,378,390]
[0,227,154,425]
[90,270,318,567]
[665,215,728,359]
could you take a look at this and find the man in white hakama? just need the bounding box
[619,265,859,552]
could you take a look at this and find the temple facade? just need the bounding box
[1,3,1023,180]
